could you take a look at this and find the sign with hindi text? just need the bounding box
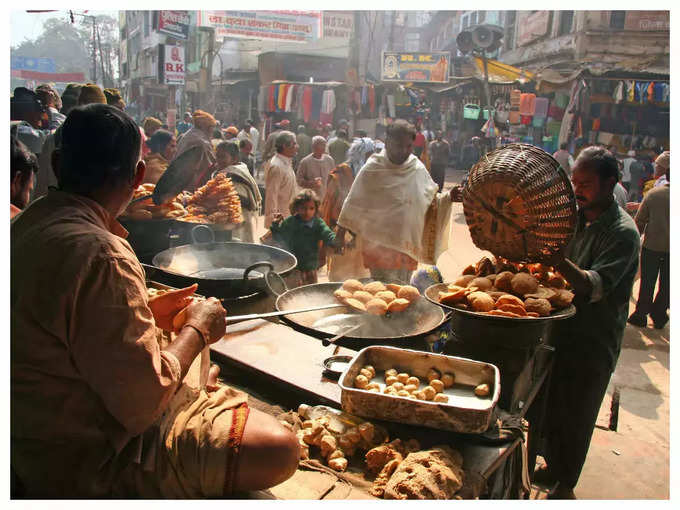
[381,52,450,83]
[158,11,191,40]
[198,10,322,43]
[160,45,185,85]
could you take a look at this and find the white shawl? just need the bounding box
[337,150,452,263]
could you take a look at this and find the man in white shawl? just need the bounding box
[213,140,262,243]
[337,119,460,283]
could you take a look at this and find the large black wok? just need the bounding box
[148,241,297,299]
[271,281,450,350]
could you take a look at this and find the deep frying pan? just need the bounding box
[148,229,297,298]
[269,277,450,349]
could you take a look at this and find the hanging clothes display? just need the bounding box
[284,84,295,112]
[320,89,336,125]
[553,92,569,109]
[368,85,375,113]
[302,86,313,122]
[311,87,324,121]
[258,86,267,113]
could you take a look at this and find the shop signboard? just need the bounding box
[323,11,353,41]
[11,56,56,73]
[624,11,669,31]
[198,10,322,43]
[381,52,450,83]
[517,11,550,47]
[160,45,185,85]
[158,11,191,40]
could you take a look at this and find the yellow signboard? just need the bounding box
[381,52,450,83]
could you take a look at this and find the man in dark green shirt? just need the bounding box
[536,146,640,499]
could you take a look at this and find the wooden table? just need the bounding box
[210,318,535,499]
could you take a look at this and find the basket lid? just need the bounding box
[462,143,577,263]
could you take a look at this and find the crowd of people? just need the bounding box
[9,80,670,499]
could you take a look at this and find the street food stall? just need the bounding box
[138,143,577,499]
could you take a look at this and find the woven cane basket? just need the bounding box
[462,143,577,263]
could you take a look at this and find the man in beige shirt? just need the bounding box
[264,130,299,228]
[297,136,335,201]
[628,159,670,329]
[11,104,298,498]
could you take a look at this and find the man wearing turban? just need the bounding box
[170,110,218,190]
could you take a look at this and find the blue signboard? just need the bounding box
[11,56,56,73]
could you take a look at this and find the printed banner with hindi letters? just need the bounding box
[198,10,322,43]
[381,52,450,83]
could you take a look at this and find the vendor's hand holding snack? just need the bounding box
[176,297,227,344]
[148,283,198,332]
[437,255,574,318]
[336,280,421,314]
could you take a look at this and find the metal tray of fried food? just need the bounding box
[338,346,500,434]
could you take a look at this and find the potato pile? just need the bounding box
[334,280,421,315]
[438,256,574,318]
[297,415,385,472]
[183,174,243,225]
[123,183,187,220]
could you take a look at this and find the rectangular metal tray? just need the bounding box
[338,346,500,434]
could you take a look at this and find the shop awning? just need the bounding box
[471,57,535,84]
[533,55,669,86]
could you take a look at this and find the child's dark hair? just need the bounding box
[289,189,320,215]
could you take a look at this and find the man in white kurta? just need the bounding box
[264,131,299,228]
[337,119,460,283]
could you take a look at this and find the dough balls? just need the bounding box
[469,277,493,291]
[434,394,449,403]
[546,272,567,289]
[342,279,364,293]
[454,274,476,287]
[391,382,405,391]
[397,390,410,397]
[353,290,375,304]
[354,374,369,389]
[366,298,388,316]
[385,368,398,378]
[367,387,381,392]
[422,386,437,400]
[549,289,575,309]
[467,291,495,312]
[334,289,353,301]
[524,297,552,317]
[364,281,388,294]
[385,375,399,386]
[360,368,373,379]
[496,294,525,308]
[397,285,421,302]
[386,283,402,294]
[494,271,515,293]
[430,379,444,393]
[363,365,376,378]
[474,383,491,397]
[375,291,397,303]
[438,288,469,306]
[441,373,455,388]
[426,368,441,382]
[414,390,427,401]
[387,298,411,313]
[345,298,367,312]
[404,384,418,393]
[406,376,421,388]
[396,373,409,384]
[510,272,539,296]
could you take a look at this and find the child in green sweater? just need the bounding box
[270,189,339,286]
